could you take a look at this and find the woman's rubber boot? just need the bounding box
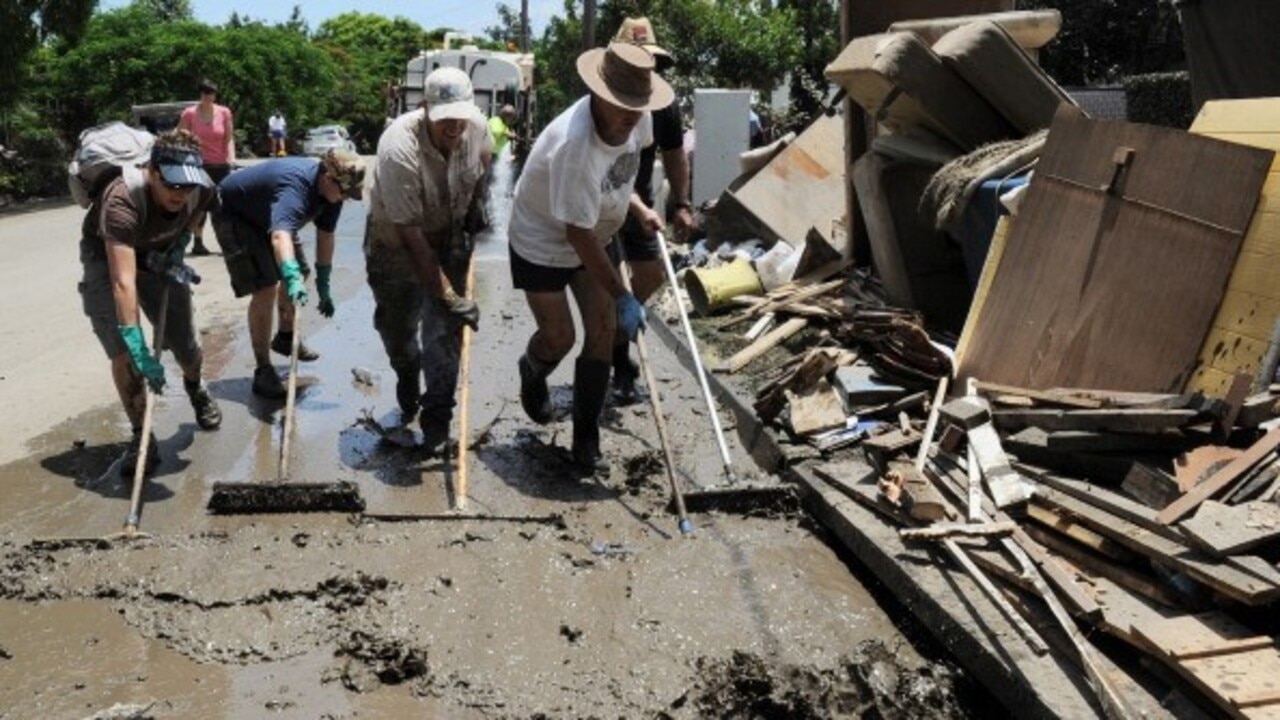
[571,357,611,474]
[518,346,557,424]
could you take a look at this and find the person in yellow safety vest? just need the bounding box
[488,104,518,158]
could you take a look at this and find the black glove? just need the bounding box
[441,291,479,331]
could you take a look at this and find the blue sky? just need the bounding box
[98,0,558,38]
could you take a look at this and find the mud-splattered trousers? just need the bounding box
[364,217,472,425]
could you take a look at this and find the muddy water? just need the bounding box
[0,173,973,718]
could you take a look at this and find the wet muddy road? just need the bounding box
[0,162,970,718]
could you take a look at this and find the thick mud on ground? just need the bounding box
[0,182,978,719]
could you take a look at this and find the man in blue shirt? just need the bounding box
[211,149,365,398]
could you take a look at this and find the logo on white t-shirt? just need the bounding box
[603,152,639,193]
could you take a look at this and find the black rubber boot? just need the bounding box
[610,341,639,403]
[120,429,159,479]
[518,345,557,424]
[185,378,223,430]
[419,405,452,456]
[394,367,421,419]
[271,332,320,362]
[571,357,612,473]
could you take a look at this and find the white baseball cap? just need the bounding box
[424,67,484,123]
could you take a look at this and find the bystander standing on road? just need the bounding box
[78,130,223,477]
[365,67,492,453]
[609,17,695,401]
[211,150,364,398]
[508,42,671,472]
[268,111,287,157]
[177,78,235,256]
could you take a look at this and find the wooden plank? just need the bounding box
[717,317,808,374]
[1084,572,1280,720]
[939,397,991,429]
[786,378,846,436]
[1217,372,1254,439]
[974,380,1105,409]
[1157,427,1280,524]
[1121,464,1182,510]
[1180,500,1280,556]
[1005,427,1146,484]
[954,215,1013,372]
[928,454,1104,622]
[1049,388,1201,409]
[1024,524,1184,609]
[1034,486,1280,605]
[958,108,1272,393]
[1043,430,1195,454]
[1025,503,1136,562]
[913,375,948,472]
[1194,98,1280,134]
[900,521,1017,541]
[993,408,1198,433]
[969,421,1031,508]
[796,466,1114,719]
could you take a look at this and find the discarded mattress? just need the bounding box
[825,32,1016,152]
[933,20,1075,135]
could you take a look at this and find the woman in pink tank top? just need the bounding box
[178,78,236,255]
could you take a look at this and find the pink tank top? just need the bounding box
[180,104,234,165]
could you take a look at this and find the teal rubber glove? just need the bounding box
[118,324,165,393]
[280,257,308,306]
[316,263,334,318]
[616,292,647,342]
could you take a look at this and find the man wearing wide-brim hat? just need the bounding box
[508,41,672,473]
[609,16,695,403]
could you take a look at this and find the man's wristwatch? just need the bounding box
[674,200,693,211]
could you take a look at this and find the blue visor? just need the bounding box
[151,145,212,188]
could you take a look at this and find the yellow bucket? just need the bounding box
[683,258,764,316]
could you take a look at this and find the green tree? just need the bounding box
[533,0,802,129]
[1016,0,1184,86]
[313,12,428,150]
[133,0,193,22]
[34,4,337,153]
[0,0,96,111]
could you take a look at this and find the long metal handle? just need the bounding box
[618,236,692,536]
[654,232,737,484]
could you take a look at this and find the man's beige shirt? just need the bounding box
[367,108,493,250]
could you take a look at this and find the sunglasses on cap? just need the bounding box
[160,178,199,192]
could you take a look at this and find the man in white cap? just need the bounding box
[610,16,694,401]
[508,42,671,472]
[78,129,223,478]
[365,66,493,453]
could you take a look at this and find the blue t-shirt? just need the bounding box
[217,157,342,237]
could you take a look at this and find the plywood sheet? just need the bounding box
[1188,98,1280,396]
[956,107,1273,392]
[730,114,845,251]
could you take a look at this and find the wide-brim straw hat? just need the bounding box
[576,42,675,112]
[614,16,673,69]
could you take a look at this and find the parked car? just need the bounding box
[301,125,356,156]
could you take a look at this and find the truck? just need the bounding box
[398,41,535,159]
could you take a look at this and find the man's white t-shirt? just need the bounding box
[509,96,653,268]
[269,114,286,133]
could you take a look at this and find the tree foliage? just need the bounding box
[1016,0,1183,86]
[533,0,804,129]
[312,12,431,150]
[0,0,95,111]
[32,4,338,154]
